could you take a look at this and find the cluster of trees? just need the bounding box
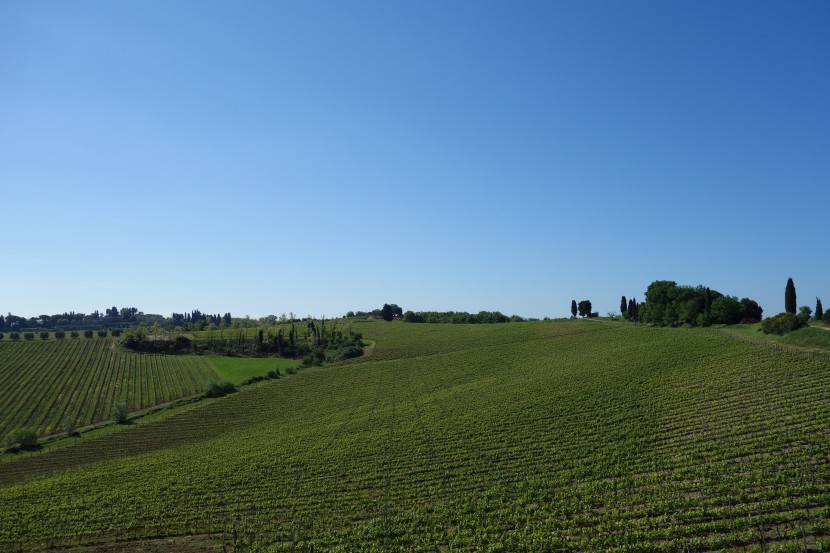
[620,296,640,321]
[170,310,233,330]
[570,300,597,318]
[121,318,364,365]
[402,310,522,324]
[0,307,240,332]
[638,281,762,326]
[345,304,403,321]
[763,278,829,334]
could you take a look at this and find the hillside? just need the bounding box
[0,338,216,438]
[2,320,829,551]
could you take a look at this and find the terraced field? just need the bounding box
[2,320,830,551]
[0,338,216,437]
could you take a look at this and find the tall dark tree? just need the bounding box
[380,303,394,322]
[816,298,824,321]
[620,296,628,318]
[577,300,592,318]
[785,277,797,314]
[570,300,577,318]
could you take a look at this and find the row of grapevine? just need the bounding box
[0,338,217,438]
[1,321,829,550]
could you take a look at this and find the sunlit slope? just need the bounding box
[0,338,216,437]
[2,321,830,551]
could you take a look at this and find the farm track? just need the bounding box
[2,321,830,551]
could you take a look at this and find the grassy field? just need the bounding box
[206,356,302,385]
[0,338,217,438]
[1,320,830,551]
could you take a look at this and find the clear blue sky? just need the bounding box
[2,1,828,319]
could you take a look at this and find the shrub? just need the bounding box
[267,369,281,379]
[111,402,129,424]
[23,332,35,340]
[6,429,38,450]
[10,332,20,340]
[71,331,79,338]
[97,330,108,338]
[0,333,3,340]
[61,416,77,436]
[83,330,94,339]
[824,310,830,324]
[241,375,267,386]
[205,380,236,398]
[55,330,65,339]
[111,329,122,337]
[285,367,296,375]
[761,312,806,335]
[39,331,49,340]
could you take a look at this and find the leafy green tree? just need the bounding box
[815,298,823,321]
[577,300,592,318]
[785,278,797,314]
[6,429,38,450]
[111,402,128,424]
[570,300,577,318]
[61,416,77,437]
[739,298,763,321]
[798,305,812,324]
[710,295,744,325]
[381,304,394,322]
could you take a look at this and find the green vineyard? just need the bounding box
[2,320,830,551]
[0,338,217,438]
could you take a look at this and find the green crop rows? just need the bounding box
[0,338,216,437]
[1,320,829,551]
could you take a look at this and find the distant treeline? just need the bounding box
[122,318,364,366]
[402,311,523,324]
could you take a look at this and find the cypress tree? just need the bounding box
[620,296,628,318]
[816,297,824,321]
[570,300,577,318]
[785,278,797,314]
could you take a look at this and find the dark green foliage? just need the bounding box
[381,303,395,322]
[620,296,627,318]
[577,300,592,318]
[54,331,65,339]
[266,370,281,379]
[23,332,35,341]
[570,300,577,318]
[111,402,129,424]
[640,281,760,326]
[83,330,94,339]
[816,298,823,321]
[824,309,830,324]
[709,296,744,325]
[9,333,20,340]
[761,312,807,335]
[111,329,122,337]
[240,375,268,386]
[402,311,514,324]
[97,330,108,338]
[6,429,38,450]
[798,305,812,324]
[204,380,236,398]
[61,416,77,437]
[739,298,763,321]
[39,331,49,340]
[0,333,3,340]
[785,277,797,314]
[70,331,79,338]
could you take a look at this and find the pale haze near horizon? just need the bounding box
[1,1,828,320]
